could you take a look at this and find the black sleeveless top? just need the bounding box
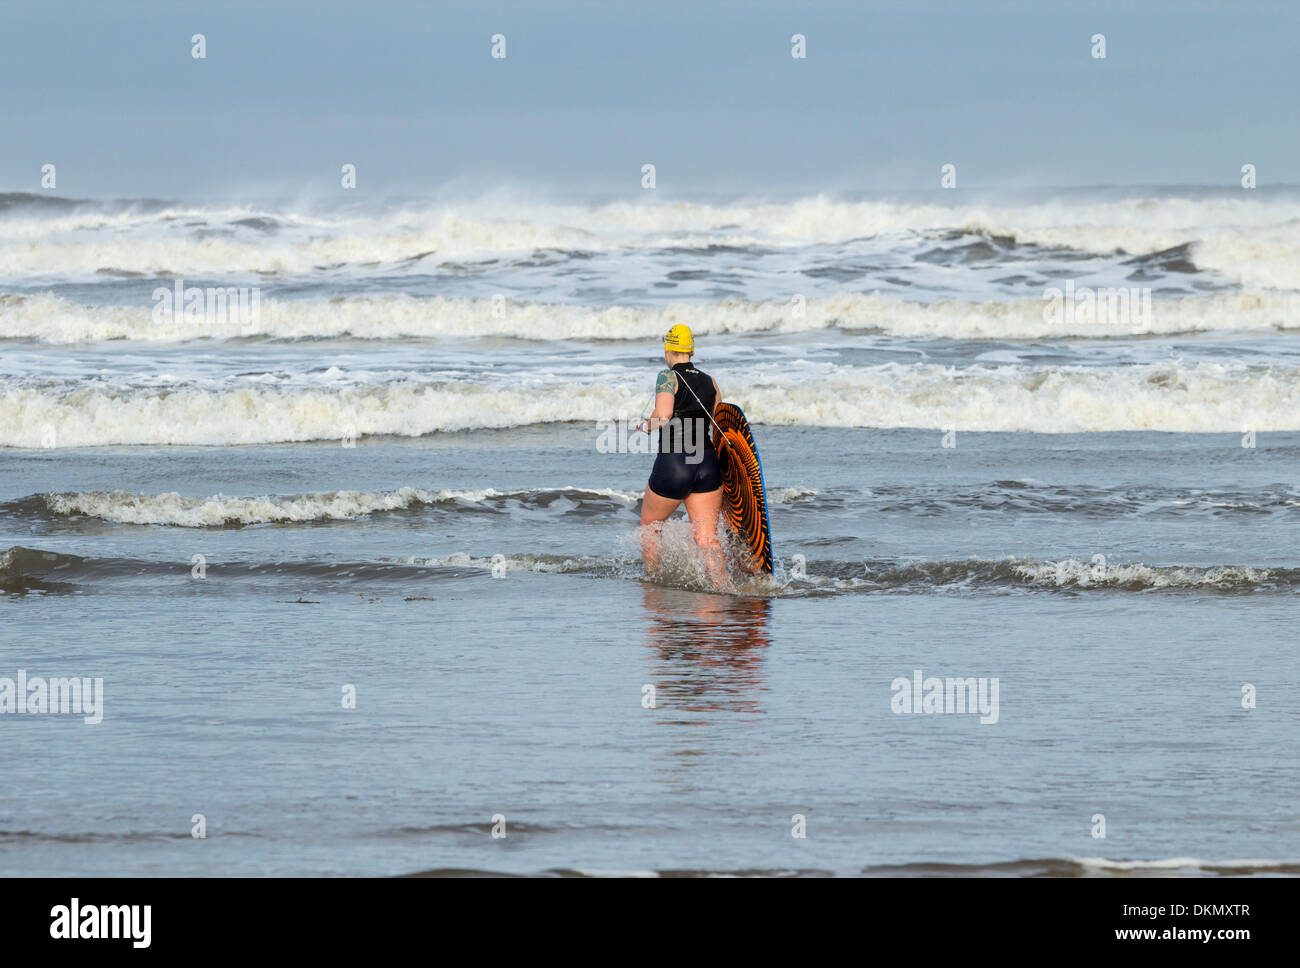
[659,362,716,455]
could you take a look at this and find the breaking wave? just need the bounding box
[29,486,639,526]
[798,556,1297,593]
[3,193,1300,288]
[4,358,1299,446]
[3,289,1299,344]
[17,484,813,527]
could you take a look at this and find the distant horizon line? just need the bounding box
[2,182,1296,207]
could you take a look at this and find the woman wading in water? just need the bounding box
[638,324,727,587]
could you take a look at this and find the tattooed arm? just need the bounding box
[640,369,677,432]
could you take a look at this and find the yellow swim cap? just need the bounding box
[664,323,694,353]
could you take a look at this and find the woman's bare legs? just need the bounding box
[684,487,727,589]
[640,487,681,574]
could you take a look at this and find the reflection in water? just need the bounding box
[641,583,771,717]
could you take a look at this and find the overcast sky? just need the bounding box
[3,0,1296,199]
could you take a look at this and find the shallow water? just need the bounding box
[2,427,1297,876]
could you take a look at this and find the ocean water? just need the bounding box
[1,188,1298,877]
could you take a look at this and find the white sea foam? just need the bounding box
[41,486,641,526]
[0,204,598,280]
[1070,856,1291,872]
[45,487,459,526]
[1014,558,1273,589]
[3,194,1300,287]
[395,551,612,574]
[3,289,1297,344]
[5,358,1299,446]
[38,485,808,525]
[767,486,819,503]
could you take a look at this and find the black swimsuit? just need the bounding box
[647,363,723,500]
